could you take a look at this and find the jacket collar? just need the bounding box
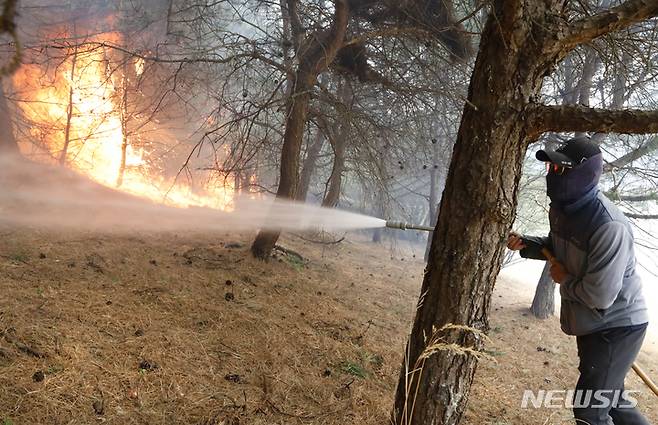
[552,187,599,214]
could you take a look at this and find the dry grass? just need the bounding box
[0,229,419,425]
[0,228,656,425]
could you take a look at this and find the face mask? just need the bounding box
[546,154,603,204]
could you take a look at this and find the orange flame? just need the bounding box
[13,35,234,211]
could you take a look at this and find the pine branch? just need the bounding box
[528,104,658,137]
[559,0,658,51]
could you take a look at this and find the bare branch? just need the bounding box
[604,137,658,172]
[528,104,658,136]
[625,212,658,219]
[605,191,658,201]
[560,0,658,50]
[42,41,293,77]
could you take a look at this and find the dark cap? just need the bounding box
[536,136,601,167]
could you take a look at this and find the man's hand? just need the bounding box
[507,231,526,251]
[549,261,569,284]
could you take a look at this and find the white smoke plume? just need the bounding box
[0,155,385,233]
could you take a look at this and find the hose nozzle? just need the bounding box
[385,220,434,232]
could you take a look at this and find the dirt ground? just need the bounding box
[0,228,656,424]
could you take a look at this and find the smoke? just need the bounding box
[0,155,385,233]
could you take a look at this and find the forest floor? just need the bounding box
[0,228,656,425]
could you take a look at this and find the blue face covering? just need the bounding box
[546,154,603,205]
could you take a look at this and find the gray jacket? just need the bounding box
[521,191,649,336]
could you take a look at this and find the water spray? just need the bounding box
[385,220,434,232]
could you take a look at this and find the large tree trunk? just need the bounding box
[251,0,349,259]
[392,3,564,424]
[251,72,317,258]
[0,80,18,154]
[530,262,556,319]
[393,0,658,423]
[321,79,351,208]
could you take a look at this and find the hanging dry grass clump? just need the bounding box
[397,323,494,425]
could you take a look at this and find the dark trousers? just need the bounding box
[574,324,651,425]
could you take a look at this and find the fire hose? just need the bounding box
[386,221,658,398]
[541,247,658,398]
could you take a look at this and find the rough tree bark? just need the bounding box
[530,263,556,319]
[392,1,658,424]
[251,0,349,258]
[529,105,658,135]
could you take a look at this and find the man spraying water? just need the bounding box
[507,137,650,425]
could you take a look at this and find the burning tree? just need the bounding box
[7,0,237,210]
